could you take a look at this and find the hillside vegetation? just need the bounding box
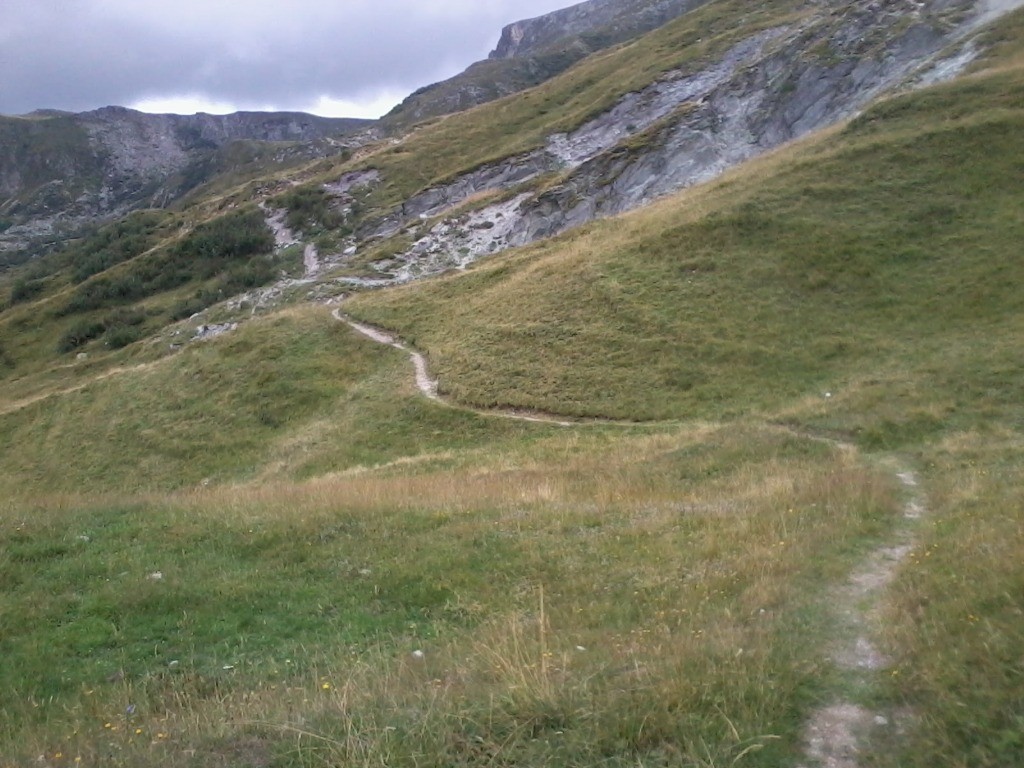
[0,5,1022,768]
[348,59,1024,431]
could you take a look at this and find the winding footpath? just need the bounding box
[331,295,925,766]
[330,305,574,427]
[333,308,441,401]
[797,462,925,768]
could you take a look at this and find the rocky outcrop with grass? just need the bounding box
[0,108,372,264]
[489,0,713,59]
[380,0,715,131]
[353,0,1022,283]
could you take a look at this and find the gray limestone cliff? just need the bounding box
[349,0,1024,285]
[490,0,712,60]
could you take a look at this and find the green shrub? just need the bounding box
[103,325,143,349]
[68,211,171,284]
[272,185,345,234]
[169,295,208,321]
[173,207,274,276]
[9,277,44,305]
[104,307,147,328]
[56,320,106,353]
[59,207,274,317]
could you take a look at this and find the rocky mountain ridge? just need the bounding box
[335,0,1023,285]
[0,108,372,264]
[0,0,730,265]
[489,0,712,59]
[5,0,1023,318]
[381,0,714,130]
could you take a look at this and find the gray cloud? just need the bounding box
[0,0,573,116]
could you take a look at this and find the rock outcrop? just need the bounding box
[0,108,372,262]
[489,0,712,60]
[351,0,1024,284]
[381,0,714,131]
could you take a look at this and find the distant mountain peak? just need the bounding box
[489,0,712,60]
[385,0,714,130]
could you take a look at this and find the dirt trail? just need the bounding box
[334,308,441,401]
[333,306,927,767]
[796,462,924,767]
[331,306,581,426]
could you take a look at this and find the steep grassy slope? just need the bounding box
[0,205,292,386]
[322,0,805,213]
[330,42,1020,768]
[0,305,544,496]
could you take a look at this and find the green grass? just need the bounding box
[875,430,1024,768]
[0,305,546,496]
[327,42,1024,767]
[0,424,901,766]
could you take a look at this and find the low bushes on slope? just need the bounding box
[58,206,274,318]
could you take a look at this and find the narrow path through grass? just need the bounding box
[794,448,928,767]
[336,295,940,767]
[334,303,589,427]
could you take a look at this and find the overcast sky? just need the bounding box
[1,0,575,118]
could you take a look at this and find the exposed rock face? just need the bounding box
[357,0,1024,284]
[0,108,372,261]
[381,0,714,131]
[490,0,712,60]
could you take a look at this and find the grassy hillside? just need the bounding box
[1,422,900,767]
[332,42,1021,768]
[0,7,1022,768]
[348,60,1024,432]
[0,305,548,496]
